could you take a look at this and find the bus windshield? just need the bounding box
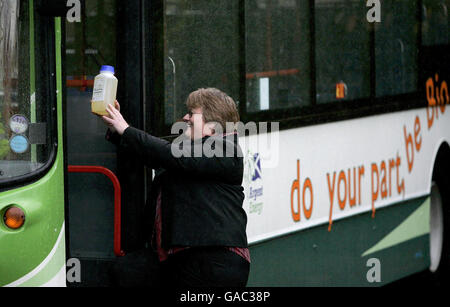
[0,0,51,180]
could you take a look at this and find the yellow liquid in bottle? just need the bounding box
[91,70,118,116]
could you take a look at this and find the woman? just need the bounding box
[102,88,250,287]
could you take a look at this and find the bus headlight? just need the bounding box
[3,206,25,229]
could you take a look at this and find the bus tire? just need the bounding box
[428,153,450,286]
[429,182,445,272]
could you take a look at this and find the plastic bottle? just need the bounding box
[91,65,118,116]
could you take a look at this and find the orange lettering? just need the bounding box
[426,77,435,129]
[441,80,449,114]
[303,178,313,219]
[388,158,395,197]
[348,168,357,207]
[396,153,405,195]
[338,171,347,210]
[380,161,387,199]
[427,77,436,106]
[327,172,337,231]
[414,116,422,152]
[435,74,441,116]
[442,81,449,104]
[404,126,414,173]
[358,165,364,205]
[290,160,301,222]
[371,163,379,218]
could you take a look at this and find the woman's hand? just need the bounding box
[100,100,121,133]
[102,100,129,135]
[113,100,120,112]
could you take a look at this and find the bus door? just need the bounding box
[64,0,148,287]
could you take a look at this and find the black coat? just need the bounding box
[112,127,248,248]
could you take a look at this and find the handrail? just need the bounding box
[67,165,125,257]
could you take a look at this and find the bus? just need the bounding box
[0,0,449,287]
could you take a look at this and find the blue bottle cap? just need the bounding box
[100,65,115,74]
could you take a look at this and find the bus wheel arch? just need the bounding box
[429,141,450,280]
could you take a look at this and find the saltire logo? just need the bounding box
[244,151,264,215]
[252,153,262,181]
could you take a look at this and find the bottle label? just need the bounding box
[92,77,105,101]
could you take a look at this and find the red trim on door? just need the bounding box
[68,165,125,257]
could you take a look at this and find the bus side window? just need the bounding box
[245,0,311,112]
[422,0,449,46]
[315,0,370,104]
[375,0,418,97]
[163,0,240,125]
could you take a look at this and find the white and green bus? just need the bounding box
[0,0,449,287]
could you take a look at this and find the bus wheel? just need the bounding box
[429,182,444,273]
[428,173,450,286]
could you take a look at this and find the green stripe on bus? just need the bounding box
[247,196,429,286]
[361,197,430,257]
[18,227,65,287]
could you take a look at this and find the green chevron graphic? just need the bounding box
[362,197,430,257]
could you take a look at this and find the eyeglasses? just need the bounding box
[187,110,202,118]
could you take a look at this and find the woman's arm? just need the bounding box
[105,128,122,145]
[101,102,242,182]
[121,126,242,183]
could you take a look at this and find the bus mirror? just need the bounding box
[36,0,70,17]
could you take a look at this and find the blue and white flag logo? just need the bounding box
[244,151,264,215]
[251,153,262,181]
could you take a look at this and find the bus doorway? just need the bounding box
[63,0,148,287]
